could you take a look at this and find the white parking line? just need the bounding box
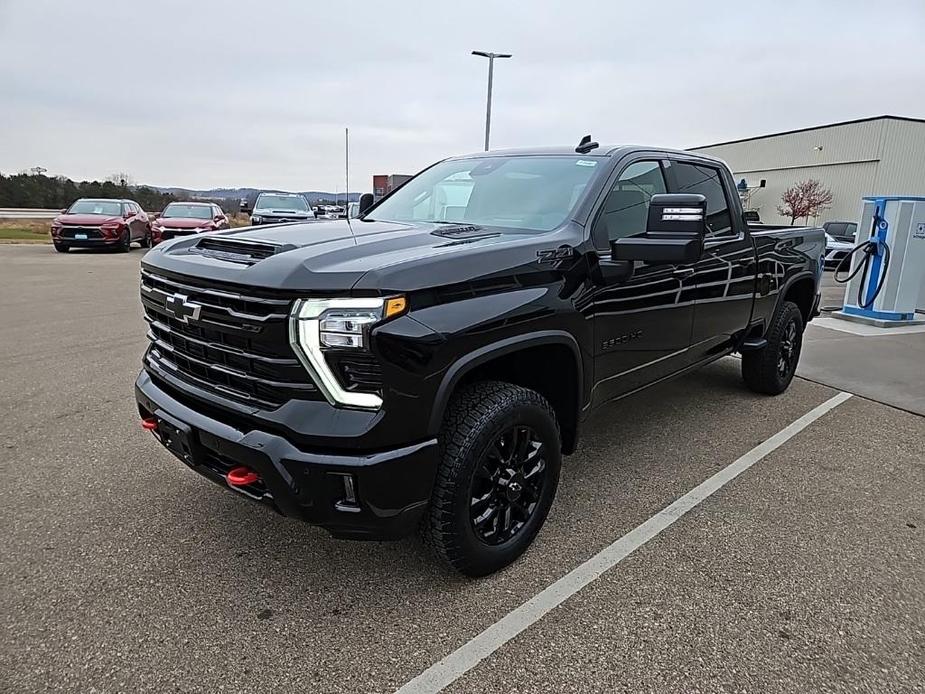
[395,391,853,694]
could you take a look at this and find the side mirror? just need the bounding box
[214,214,223,221]
[611,194,707,264]
[358,192,375,216]
[60,208,68,215]
[153,212,161,219]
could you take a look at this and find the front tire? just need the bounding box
[742,300,804,395]
[421,381,561,577]
[116,229,132,253]
[53,241,69,253]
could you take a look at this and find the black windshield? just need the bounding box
[368,156,601,232]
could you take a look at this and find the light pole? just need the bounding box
[472,50,512,151]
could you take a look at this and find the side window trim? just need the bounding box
[665,157,738,239]
[589,157,669,251]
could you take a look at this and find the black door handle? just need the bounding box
[672,267,695,279]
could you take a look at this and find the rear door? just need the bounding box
[668,159,756,362]
[586,158,697,405]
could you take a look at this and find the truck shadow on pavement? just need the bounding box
[142,359,834,621]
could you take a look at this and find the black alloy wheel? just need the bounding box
[470,425,548,545]
[422,381,562,577]
[778,319,799,379]
[742,300,803,395]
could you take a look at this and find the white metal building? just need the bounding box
[690,115,925,226]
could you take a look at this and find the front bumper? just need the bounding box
[135,371,438,540]
[251,216,314,225]
[154,228,201,243]
[54,234,120,247]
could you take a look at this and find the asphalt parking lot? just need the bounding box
[1,245,923,693]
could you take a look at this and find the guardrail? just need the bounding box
[0,208,60,219]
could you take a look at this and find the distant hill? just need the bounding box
[152,186,360,204]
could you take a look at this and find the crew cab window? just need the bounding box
[594,160,667,244]
[671,162,733,236]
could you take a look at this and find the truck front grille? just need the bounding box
[140,268,322,409]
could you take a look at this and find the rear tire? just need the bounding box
[421,381,561,577]
[53,241,69,253]
[742,300,804,395]
[140,227,151,248]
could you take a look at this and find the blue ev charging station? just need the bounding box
[835,196,925,325]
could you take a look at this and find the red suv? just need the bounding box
[51,198,151,253]
[150,202,229,244]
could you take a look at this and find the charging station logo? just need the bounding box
[914,223,925,239]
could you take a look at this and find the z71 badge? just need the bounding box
[536,247,574,264]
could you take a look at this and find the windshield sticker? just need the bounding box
[576,160,597,167]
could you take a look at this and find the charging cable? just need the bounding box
[833,236,891,309]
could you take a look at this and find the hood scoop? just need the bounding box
[190,236,295,264]
[430,224,498,240]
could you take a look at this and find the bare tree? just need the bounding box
[777,179,834,225]
[106,172,136,188]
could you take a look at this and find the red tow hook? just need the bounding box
[141,417,158,431]
[227,466,260,487]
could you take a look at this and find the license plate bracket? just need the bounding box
[156,412,197,467]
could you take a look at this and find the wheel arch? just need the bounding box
[778,272,818,325]
[427,331,584,454]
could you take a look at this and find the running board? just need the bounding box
[738,337,768,352]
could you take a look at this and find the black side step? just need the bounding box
[739,337,768,352]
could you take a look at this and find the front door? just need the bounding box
[585,159,696,406]
[668,160,755,361]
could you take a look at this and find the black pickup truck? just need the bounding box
[135,142,824,576]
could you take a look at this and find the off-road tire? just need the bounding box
[742,300,804,395]
[421,381,561,577]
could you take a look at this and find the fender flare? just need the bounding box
[775,270,818,318]
[426,330,584,437]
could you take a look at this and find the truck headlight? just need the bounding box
[289,296,406,409]
[251,215,262,224]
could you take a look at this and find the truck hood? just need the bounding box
[142,218,570,293]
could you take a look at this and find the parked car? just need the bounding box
[51,198,150,253]
[249,193,315,225]
[151,202,229,245]
[136,142,824,576]
[822,220,859,268]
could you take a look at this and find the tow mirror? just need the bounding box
[358,192,375,216]
[611,194,707,265]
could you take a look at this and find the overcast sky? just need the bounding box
[1,0,923,192]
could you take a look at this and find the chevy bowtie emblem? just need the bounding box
[164,293,202,324]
